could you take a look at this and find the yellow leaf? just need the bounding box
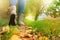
[12,28,20,35]
[9,35,22,40]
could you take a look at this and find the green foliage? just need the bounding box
[25,0,43,20]
[0,18,9,27]
[2,26,19,40]
[24,19,60,36]
[46,0,60,18]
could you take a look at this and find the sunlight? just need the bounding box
[44,0,52,4]
[38,13,47,20]
[56,0,59,2]
[0,0,3,6]
[0,0,9,8]
[43,0,53,8]
[25,14,34,21]
[42,0,53,12]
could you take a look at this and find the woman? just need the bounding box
[9,0,17,26]
[17,0,26,26]
[9,0,26,26]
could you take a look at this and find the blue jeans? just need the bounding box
[9,0,26,14]
[18,0,26,14]
[9,0,17,6]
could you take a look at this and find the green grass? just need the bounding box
[0,18,9,27]
[0,18,60,37]
[24,19,60,36]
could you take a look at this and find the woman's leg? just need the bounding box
[9,6,17,26]
[17,13,24,26]
[9,0,17,26]
[17,0,26,26]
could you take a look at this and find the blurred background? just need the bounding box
[0,0,60,20]
[0,0,60,40]
[0,0,9,19]
[0,0,60,26]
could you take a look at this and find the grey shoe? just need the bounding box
[17,13,25,26]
